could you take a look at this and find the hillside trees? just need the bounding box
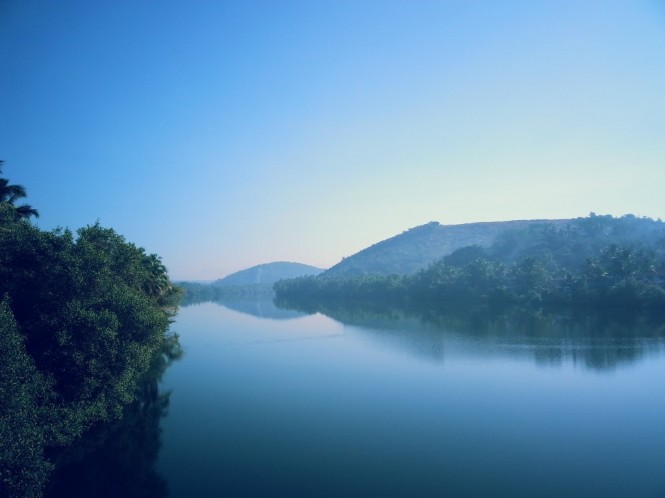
[274,215,665,311]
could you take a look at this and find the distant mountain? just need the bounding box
[179,262,325,304]
[214,261,324,287]
[323,219,572,277]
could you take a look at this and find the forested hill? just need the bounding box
[274,214,665,311]
[214,261,324,286]
[324,219,572,277]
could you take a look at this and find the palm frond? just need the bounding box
[15,204,39,219]
[1,183,27,203]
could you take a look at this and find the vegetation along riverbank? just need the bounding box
[0,163,182,497]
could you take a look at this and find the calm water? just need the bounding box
[151,300,665,498]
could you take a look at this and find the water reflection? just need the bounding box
[42,338,183,498]
[181,293,665,371]
[276,300,665,372]
[44,379,170,498]
[182,293,308,320]
[158,302,665,498]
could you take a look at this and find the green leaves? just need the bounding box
[0,163,39,223]
[0,222,180,497]
[0,299,54,497]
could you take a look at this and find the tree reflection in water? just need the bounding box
[38,335,182,498]
[43,378,171,498]
[275,296,665,372]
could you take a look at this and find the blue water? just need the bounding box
[156,302,665,497]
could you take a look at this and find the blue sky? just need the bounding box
[1,0,664,279]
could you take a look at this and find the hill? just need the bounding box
[179,262,325,303]
[323,219,572,277]
[274,214,665,311]
[214,261,324,287]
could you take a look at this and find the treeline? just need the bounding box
[275,215,665,311]
[178,282,274,306]
[0,165,182,497]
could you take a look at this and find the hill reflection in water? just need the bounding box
[157,302,665,498]
[181,294,308,321]
[275,299,665,372]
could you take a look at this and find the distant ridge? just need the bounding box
[323,219,573,277]
[215,261,324,287]
[179,261,325,305]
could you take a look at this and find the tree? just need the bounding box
[0,165,182,497]
[0,161,39,223]
[509,257,554,303]
[0,299,54,497]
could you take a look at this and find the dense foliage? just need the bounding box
[42,342,180,498]
[275,215,665,311]
[179,281,275,305]
[0,167,181,497]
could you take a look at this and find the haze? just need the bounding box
[1,0,663,280]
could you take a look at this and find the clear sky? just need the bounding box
[1,1,664,280]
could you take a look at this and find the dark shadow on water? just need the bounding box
[42,336,184,498]
[43,379,170,498]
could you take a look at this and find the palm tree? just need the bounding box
[141,252,181,310]
[0,161,39,222]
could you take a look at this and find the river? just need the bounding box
[151,299,665,497]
